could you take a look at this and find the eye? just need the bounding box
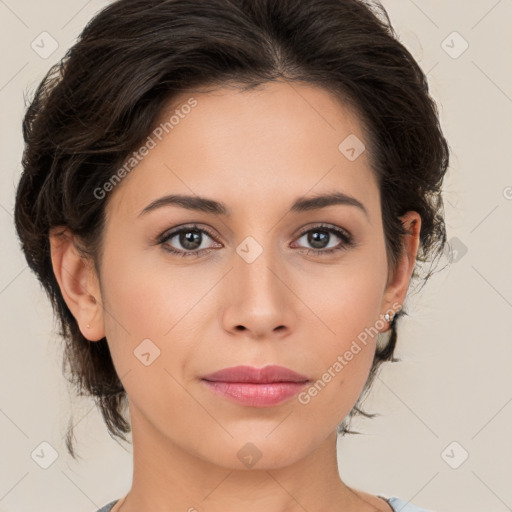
[157,224,220,258]
[157,223,355,258]
[291,224,355,256]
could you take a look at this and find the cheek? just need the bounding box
[100,245,204,338]
[294,256,386,399]
[98,243,219,390]
[300,256,385,345]
[97,247,201,412]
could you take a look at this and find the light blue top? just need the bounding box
[386,496,433,511]
[96,496,433,511]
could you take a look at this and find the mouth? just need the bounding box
[201,365,311,407]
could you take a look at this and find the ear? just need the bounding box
[49,227,105,342]
[379,211,422,329]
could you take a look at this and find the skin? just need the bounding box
[50,80,421,512]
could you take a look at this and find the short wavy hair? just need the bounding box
[14,0,450,458]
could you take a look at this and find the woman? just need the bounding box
[14,0,449,510]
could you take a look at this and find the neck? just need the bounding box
[112,403,387,512]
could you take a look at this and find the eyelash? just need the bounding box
[157,223,355,258]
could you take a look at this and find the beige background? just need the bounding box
[1,1,511,511]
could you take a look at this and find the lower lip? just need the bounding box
[201,380,309,407]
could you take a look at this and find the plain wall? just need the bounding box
[0,1,511,511]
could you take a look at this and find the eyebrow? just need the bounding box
[139,191,369,219]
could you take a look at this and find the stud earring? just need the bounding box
[384,304,402,325]
[86,323,91,328]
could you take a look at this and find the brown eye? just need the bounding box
[292,224,354,256]
[158,225,220,258]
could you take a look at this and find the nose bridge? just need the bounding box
[234,232,284,304]
[222,231,295,336]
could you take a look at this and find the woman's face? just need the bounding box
[82,81,416,468]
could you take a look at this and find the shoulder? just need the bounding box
[387,496,435,512]
[95,500,119,512]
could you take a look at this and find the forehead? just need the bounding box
[105,81,379,223]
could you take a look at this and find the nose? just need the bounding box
[220,242,297,340]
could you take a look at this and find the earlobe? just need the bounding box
[49,227,105,342]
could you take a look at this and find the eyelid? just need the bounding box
[294,223,352,241]
[158,222,351,241]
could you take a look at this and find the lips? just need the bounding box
[201,365,310,384]
[201,365,311,407]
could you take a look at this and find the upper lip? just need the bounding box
[202,365,310,383]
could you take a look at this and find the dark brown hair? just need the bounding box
[14,0,450,458]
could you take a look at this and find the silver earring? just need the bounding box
[384,305,401,324]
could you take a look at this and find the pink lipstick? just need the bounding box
[201,365,310,407]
